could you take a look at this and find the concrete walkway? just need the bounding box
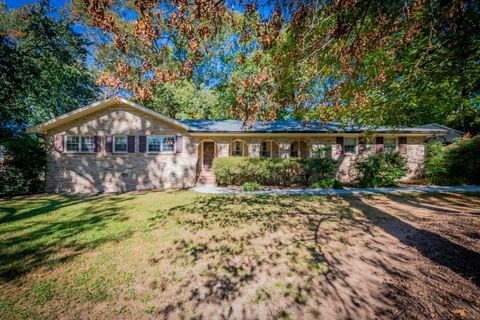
[194,185,480,195]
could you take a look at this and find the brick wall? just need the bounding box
[45,104,199,193]
[44,104,427,192]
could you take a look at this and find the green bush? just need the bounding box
[213,156,336,187]
[310,178,343,189]
[0,134,46,196]
[424,136,480,185]
[356,151,407,187]
[241,182,260,191]
[424,142,449,184]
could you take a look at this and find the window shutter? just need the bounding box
[175,136,183,153]
[94,136,102,153]
[398,137,407,155]
[128,136,135,153]
[139,136,146,153]
[54,134,64,152]
[359,137,366,152]
[105,136,113,153]
[336,137,344,155]
[376,137,384,153]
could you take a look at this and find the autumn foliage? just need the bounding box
[72,0,477,126]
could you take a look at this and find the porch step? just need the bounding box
[197,170,216,186]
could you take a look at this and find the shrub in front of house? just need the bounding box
[310,178,343,189]
[356,151,407,187]
[213,156,336,187]
[424,142,449,184]
[241,182,260,191]
[424,135,480,185]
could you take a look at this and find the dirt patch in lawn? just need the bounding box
[348,193,480,319]
[0,191,479,319]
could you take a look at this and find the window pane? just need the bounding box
[232,141,243,156]
[162,137,175,152]
[148,136,161,152]
[81,136,94,152]
[66,136,79,152]
[344,138,356,153]
[114,136,127,152]
[384,138,396,152]
[290,141,299,157]
[261,141,271,158]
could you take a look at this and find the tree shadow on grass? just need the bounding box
[380,192,480,217]
[0,195,87,225]
[146,193,480,319]
[0,195,135,281]
[344,195,480,286]
[148,194,391,319]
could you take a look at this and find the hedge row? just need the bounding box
[424,135,480,185]
[213,157,336,186]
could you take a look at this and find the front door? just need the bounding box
[203,142,215,170]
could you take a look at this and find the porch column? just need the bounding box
[277,138,294,158]
[247,139,261,158]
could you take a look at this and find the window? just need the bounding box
[384,138,396,152]
[261,140,279,158]
[230,140,247,157]
[147,136,175,153]
[66,136,80,152]
[290,140,310,158]
[344,138,357,154]
[81,136,94,152]
[113,136,127,153]
[315,145,332,158]
[65,135,93,153]
[162,137,175,152]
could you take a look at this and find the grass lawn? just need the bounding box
[1,191,479,319]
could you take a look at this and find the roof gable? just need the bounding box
[27,97,189,134]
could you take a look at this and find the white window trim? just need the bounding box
[343,137,358,155]
[230,140,248,157]
[290,140,310,158]
[147,135,176,154]
[383,137,398,152]
[64,135,94,153]
[261,140,279,159]
[113,135,128,153]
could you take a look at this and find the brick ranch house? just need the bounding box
[28,97,457,193]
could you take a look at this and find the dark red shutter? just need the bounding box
[176,136,183,153]
[376,137,384,153]
[336,137,344,155]
[139,136,146,153]
[127,136,135,153]
[359,137,366,152]
[106,136,113,153]
[94,136,101,153]
[54,134,64,152]
[398,137,407,155]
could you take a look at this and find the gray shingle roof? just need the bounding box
[419,124,464,143]
[179,119,451,134]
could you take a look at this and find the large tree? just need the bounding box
[0,1,98,140]
[72,0,479,132]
